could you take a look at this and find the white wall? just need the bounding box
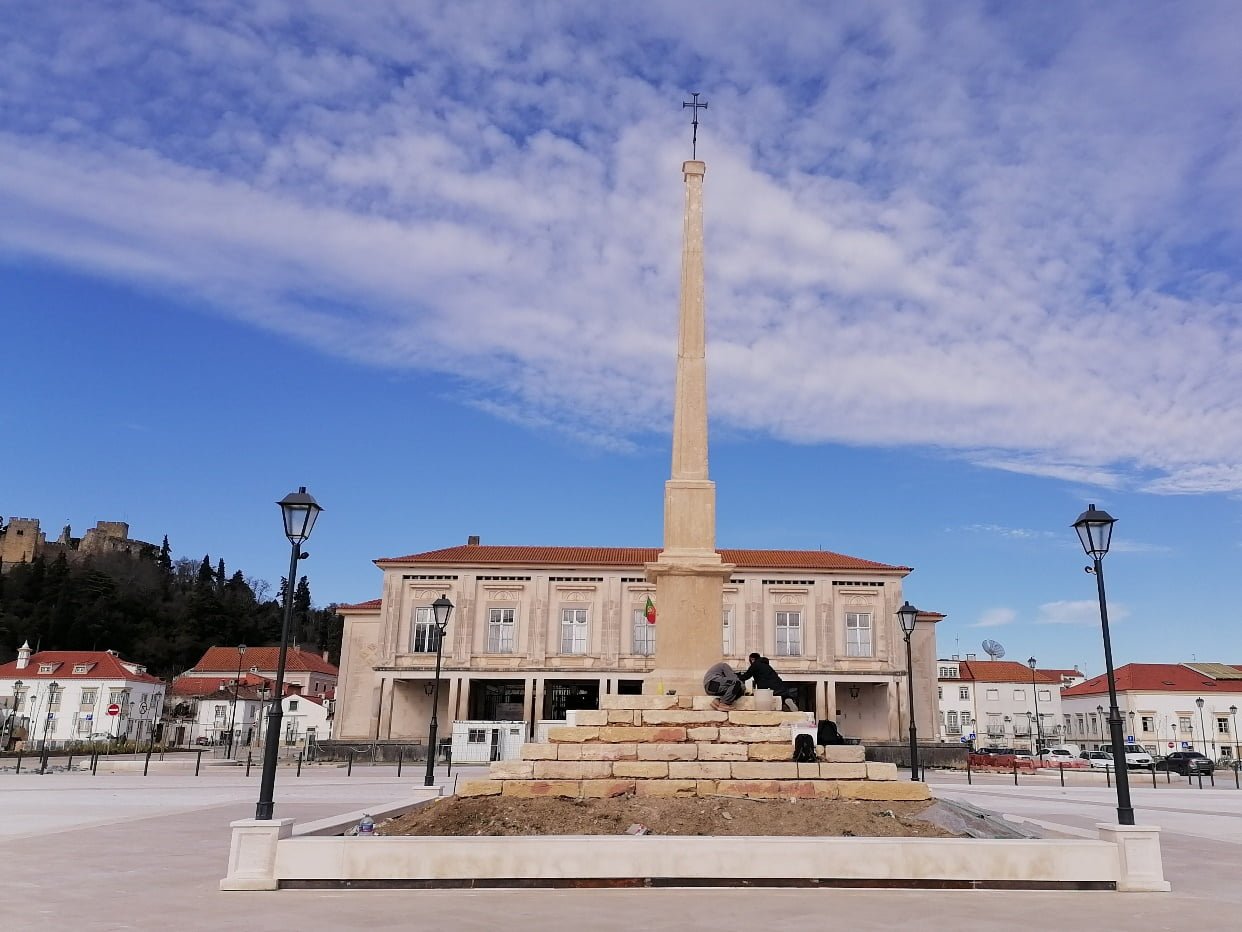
[1063,692,1242,758]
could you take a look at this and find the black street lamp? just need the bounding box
[2,679,21,752]
[38,681,59,774]
[1073,503,1133,825]
[255,487,322,821]
[1196,697,1209,758]
[896,600,920,782]
[1028,656,1043,753]
[424,595,455,787]
[226,644,247,759]
[1232,705,1239,763]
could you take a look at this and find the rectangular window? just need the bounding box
[986,689,999,701]
[467,728,486,743]
[986,714,1003,737]
[937,686,943,700]
[410,606,442,653]
[775,611,802,657]
[844,612,871,657]
[72,663,91,674]
[1219,718,1231,735]
[632,609,655,656]
[48,689,61,710]
[938,665,957,678]
[1013,689,1025,702]
[81,689,98,706]
[289,700,298,711]
[959,686,970,701]
[560,608,588,654]
[109,690,127,706]
[722,608,732,655]
[1038,690,1052,702]
[1179,716,1192,733]
[487,607,516,653]
[946,711,960,734]
[1141,715,1154,733]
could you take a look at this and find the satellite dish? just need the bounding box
[982,640,1006,660]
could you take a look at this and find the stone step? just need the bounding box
[458,777,931,802]
[598,694,782,712]
[519,741,867,764]
[491,758,897,782]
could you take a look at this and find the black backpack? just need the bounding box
[792,733,818,763]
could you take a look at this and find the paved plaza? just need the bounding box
[1,763,1240,931]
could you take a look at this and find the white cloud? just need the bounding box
[2,3,1242,488]
[969,608,1017,628]
[1037,600,1131,625]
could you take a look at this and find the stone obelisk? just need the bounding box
[644,158,734,696]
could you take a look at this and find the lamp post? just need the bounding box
[1196,697,1209,757]
[1073,503,1133,825]
[1028,656,1043,753]
[255,487,322,821]
[2,679,20,751]
[424,595,455,787]
[896,601,920,782]
[226,644,247,759]
[1232,705,1239,763]
[38,681,59,774]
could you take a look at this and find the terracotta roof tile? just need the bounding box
[1062,663,1242,697]
[188,646,339,677]
[339,598,382,611]
[376,544,909,573]
[957,660,1061,685]
[0,651,162,684]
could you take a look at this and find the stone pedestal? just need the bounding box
[459,696,930,802]
[1096,824,1172,892]
[220,818,294,891]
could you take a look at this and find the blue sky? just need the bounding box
[3,2,1241,671]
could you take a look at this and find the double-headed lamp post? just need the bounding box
[1073,503,1133,825]
[255,487,322,821]
[424,595,455,787]
[39,681,60,774]
[1196,697,1209,757]
[1028,656,1043,753]
[896,601,920,782]
[226,644,247,759]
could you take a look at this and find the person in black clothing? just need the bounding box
[738,653,800,711]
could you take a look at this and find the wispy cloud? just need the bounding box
[969,607,1017,628]
[1037,599,1131,625]
[960,524,1057,542]
[2,3,1242,483]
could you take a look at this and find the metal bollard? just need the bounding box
[1197,771,1203,789]
[1106,765,1111,788]
[66,753,74,773]
[1235,763,1240,790]
[144,748,152,776]
[347,751,354,776]
[1210,769,1215,787]
[1013,762,1018,785]
[297,751,303,777]
[1166,766,1170,784]
[1151,766,1157,788]
[966,758,972,785]
[246,752,253,777]
[1059,764,1065,787]
[397,747,403,778]
[446,745,453,779]
[195,750,203,777]
[15,752,22,774]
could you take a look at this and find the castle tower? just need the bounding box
[643,158,734,696]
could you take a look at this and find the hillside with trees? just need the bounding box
[0,537,342,678]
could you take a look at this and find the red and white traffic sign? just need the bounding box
[1167,742,1175,748]
[107,703,121,716]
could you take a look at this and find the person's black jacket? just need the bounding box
[738,656,784,690]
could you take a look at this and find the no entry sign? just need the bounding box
[107,703,121,716]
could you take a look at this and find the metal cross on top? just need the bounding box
[682,92,708,158]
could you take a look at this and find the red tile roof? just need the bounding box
[376,544,909,573]
[956,660,1061,685]
[339,598,382,611]
[0,651,162,684]
[169,673,296,699]
[1062,663,1242,698]
[187,646,339,677]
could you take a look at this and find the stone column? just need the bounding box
[645,159,733,696]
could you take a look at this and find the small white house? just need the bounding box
[0,643,165,749]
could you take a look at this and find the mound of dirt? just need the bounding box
[379,796,956,838]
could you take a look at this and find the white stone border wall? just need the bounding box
[224,815,1169,892]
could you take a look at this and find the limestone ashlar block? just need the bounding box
[837,781,932,801]
[668,761,732,780]
[556,744,584,761]
[866,762,899,781]
[797,763,820,779]
[634,780,700,798]
[687,727,718,741]
[488,760,534,779]
[718,726,791,743]
[547,726,599,743]
[636,743,698,761]
[458,780,504,797]
[715,780,833,800]
[606,711,635,725]
[599,726,688,744]
[640,710,727,726]
[676,696,695,709]
[579,779,636,798]
[501,780,582,799]
[690,696,768,712]
[519,743,559,761]
[600,695,679,711]
[821,763,867,780]
[612,761,669,779]
[696,780,719,796]
[533,761,614,780]
[731,762,801,780]
[748,743,796,761]
[821,745,866,764]
[580,743,637,761]
[566,710,608,727]
[697,743,747,761]
[726,711,807,726]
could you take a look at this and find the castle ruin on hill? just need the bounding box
[0,516,156,571]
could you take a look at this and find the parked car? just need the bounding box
[1081,750,1113,770]
[1011,749,1034,760]
[1155,751,1214,775]
[195,736,212,746]
[1123,749,1154,770]
[1040,747,1078,766]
